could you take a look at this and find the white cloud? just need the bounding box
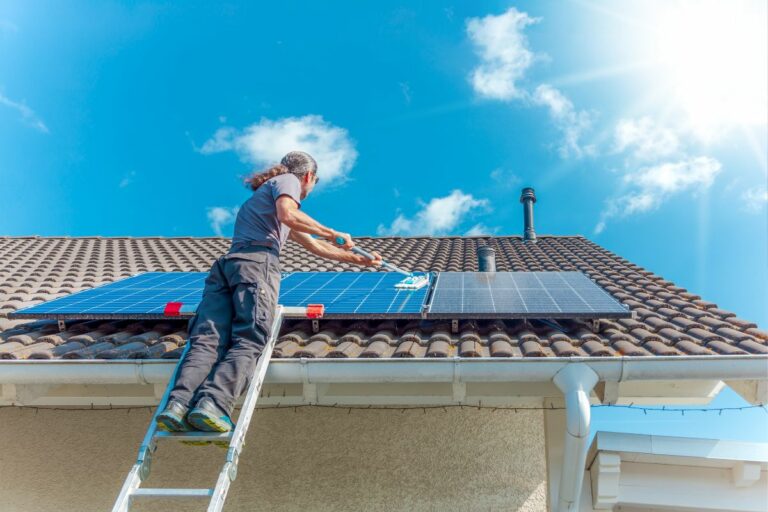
[595,156,722,233]
[0,93,48,133]
[378,190,489,236]
[742,186,768,213]
[207,206,239,236]
[399,82,412,104]
[490,168,522,188]
[465,223,498,236]
[466,7,540,100]
[466,9,594,159]
[624,157,721,197]
[597,115,729,233]
[119,171,136,188]
[613,117,680,161]
[532,84,595,158]
[200,115,357,186]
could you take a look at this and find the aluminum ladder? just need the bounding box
[112,304,324,512]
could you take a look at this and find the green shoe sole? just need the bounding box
[187,410,234,433]
[156,412,191,432]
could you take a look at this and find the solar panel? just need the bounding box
[426,271,631,319]
[11,271,432,320]
[11,272,207,319]
[278,271,429,318]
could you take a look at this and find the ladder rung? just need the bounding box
[154,431,233,442]
[131,488,213,498]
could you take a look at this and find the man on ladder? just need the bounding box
[158,150,381,432]
[113,151,381,511]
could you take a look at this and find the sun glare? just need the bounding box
[649,1,767,137]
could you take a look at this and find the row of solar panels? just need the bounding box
[11,271,631,320]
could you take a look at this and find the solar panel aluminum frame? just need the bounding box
[425,271,632,320]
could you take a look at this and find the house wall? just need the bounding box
[0,406,547,512]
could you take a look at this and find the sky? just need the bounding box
[1,1,766,441]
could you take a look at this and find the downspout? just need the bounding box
[552,363,599,512]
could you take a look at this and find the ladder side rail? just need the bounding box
[111,466,143,512]
[207,305,287,512]
[112,342,192,512]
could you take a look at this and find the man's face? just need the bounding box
[300,172,319,200]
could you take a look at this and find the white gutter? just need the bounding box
[552,363,599,512]
[0,356,765,385]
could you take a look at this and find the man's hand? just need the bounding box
[290,230,379,267]
[331,231,354,250]
[351,250,383,268]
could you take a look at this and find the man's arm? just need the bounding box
[289,230,382,267]
[276,196,353,249]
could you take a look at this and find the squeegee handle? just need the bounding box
[334,237,410,275]
[334,237,375,259]
[349,246,410,276]
[350,246,375,260]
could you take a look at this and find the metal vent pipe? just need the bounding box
[477,246,496,272]
[520,187,537,243]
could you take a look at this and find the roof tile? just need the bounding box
[0,236,763,360]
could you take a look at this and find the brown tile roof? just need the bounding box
[0,236,765,360]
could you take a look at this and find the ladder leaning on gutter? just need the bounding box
[111,304,324,512]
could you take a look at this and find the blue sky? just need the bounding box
[1,1,766,441]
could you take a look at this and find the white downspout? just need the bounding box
[552,363,599,512]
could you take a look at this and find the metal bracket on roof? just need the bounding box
[539,319,568,333]
[451,319,459,334]
[588,319,601,333]
[311,319,320,333]
[57,319,66,332]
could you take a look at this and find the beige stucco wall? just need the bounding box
[0,406,546,512]
[0,408,546,512]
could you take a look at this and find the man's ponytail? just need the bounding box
[244,164,290,191]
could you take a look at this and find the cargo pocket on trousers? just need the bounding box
[226,253,277,337]
[250,281,274,337]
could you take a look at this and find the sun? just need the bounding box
[647,0,767,138]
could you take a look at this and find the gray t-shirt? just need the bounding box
[231,173,302,253]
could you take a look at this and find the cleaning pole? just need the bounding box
[333,237,429,290]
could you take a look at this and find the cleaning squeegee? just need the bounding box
[334,237,430,290]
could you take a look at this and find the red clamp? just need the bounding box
[163,302,183,316]
[306,304,325,319]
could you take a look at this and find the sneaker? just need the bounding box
[187,398,234,432]
[156,400,191,432]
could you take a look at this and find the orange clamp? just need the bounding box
[306,304,325,319]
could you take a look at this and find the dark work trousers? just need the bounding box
[168,246,281,416]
